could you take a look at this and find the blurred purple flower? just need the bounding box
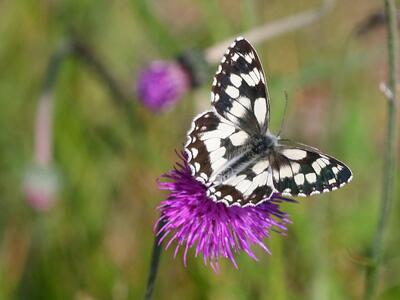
[23,164,60,212]
[156,154,292,272]
[136,61,191,112]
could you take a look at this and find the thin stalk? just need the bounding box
[143,220,165,300]
[205,0,334,64]
[71,41,132,105]
[70,40,146,134]
[34,43,72,167]
[364,0,398,299]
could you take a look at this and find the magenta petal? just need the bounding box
[155,154,292,271]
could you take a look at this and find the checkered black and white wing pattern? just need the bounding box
[185,110,250,185]
[211,37,270,134]
[270,142,353,197]
[185,110,275,206]
[207,159,275,207]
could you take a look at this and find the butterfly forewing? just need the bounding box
[211,37,270,134]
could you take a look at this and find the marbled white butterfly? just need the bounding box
[185,37,353,207]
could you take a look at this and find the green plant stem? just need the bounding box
[205,0,335,63]
[71,41,132,105]
[364,0,398,299]
[35,42,73,166]
[70,40,144,128]
[143,220,165,300]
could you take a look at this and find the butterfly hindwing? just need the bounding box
[207,158,275,206]
[211,37,270,134]
[271,142,353,197]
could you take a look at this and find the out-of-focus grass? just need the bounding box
[0,0,398,299]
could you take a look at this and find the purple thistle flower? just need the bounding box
[136,61,191,112]
[156,154,292,272]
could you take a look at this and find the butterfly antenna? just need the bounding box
[277,91,289,138]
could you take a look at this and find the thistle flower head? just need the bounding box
[136,49,209,112]
[136,61,191,112]
[156,154,292,272]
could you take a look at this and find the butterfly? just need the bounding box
[185,37,353,207]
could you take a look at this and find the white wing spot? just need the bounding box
[291,162,301,173]
[294,173,305,185]
[321,158,330,165]
[238,96,251,109]
[191,148,198,159]
[249,69,260,84]
[226,85,239,98]
[305,173,317,183]
[252,67,260,81]
[236,179,252,194]
[204,138,220,151]
[252,161,270,174]
[312,161,322,175]
[253,171,269,186]
[230,101,247,119]
[224,195,233,202]
[316,158,327,168]
[279,165,292,178]
[244,54,252,63]
[230,74,242,88]
[260,72,265,84]
[201,126,235,140]
[242,73,255,86]
[210,147,226,163]
[229,131,249,146]
[210,158,227,173]
[200,172,208,180]
[282,149,308,160]
[254,97,267,126]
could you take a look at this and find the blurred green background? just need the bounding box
[0,0,399,299]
